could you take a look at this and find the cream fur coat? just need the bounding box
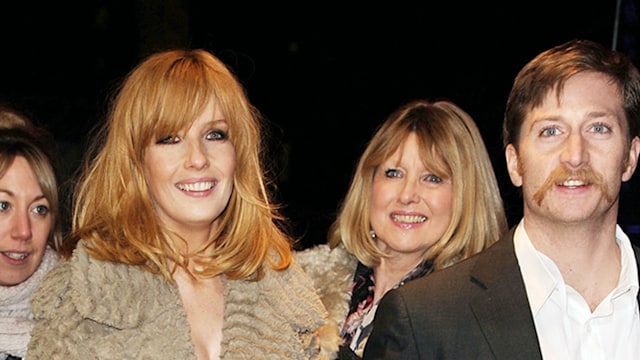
[26,243,341,359]
[295,243,359,354]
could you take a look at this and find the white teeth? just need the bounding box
[392,214,427,223]
[177,182,214,191]
[563,179,584,187]
[3,252,27,260]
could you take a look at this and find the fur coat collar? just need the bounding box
[27,243,339,359]
[295,243,359,343]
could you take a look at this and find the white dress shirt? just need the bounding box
[513,220,640,360]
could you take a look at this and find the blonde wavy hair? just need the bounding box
[65,49,292,281]
[328,99,508,270]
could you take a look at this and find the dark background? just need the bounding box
[1,1,639,247]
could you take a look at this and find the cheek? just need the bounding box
[143,155,176,191]
[143,170,166,202]
[213,144,237,175]
[516,155,549,186]
[0,222,9,240]
[371,181,395,208]
[33,221,52,249]
[142,153,159,180]
[221,153,237,176]
[427,189,454,218]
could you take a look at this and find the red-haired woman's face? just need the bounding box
[143,98,236,246]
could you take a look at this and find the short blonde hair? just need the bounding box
[0,124,62,251]
[329,100,508,270]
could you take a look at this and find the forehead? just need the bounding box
[529,72,624,123]
[558,72,620,102]
[0,156,38,185]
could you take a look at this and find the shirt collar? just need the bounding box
[614,225,639,298]
[513,220,639,316]
[513,220,558,316]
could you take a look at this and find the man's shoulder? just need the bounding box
[632,242,640,262]
[400,251,482,295]
[393,236,516,302]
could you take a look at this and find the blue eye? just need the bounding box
[206,130,228,140]
[425,174,443,183]
[592,123,610,133]
[385,169,402,178]
[156,135,180,144]
[33,204,50,216]
[540,127,559,137]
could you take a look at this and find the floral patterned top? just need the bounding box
[340,260,433,357]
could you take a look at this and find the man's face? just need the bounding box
[505,71,640,224]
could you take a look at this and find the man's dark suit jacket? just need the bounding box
[362,228,640,360]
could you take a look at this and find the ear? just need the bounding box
[505,144,523,187]
[622,136,640,182]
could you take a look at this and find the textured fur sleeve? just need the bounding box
[295,244,358,352]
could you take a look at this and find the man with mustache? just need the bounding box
[363,39,640,360]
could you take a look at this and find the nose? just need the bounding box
[11,211,32,241]
[186,140,210,169]
[398,179,420,204]
[560,132,589,168]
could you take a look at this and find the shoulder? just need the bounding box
[391,255,477,309]
[32,243,180,324]
[28,244,192,359]
[223,263,341,359]
[30,252,73,319]
[226,260,327,319]
[294,243,356,319]
[632,242,640,262]
[296,243,358,287]
[392,235,515,307]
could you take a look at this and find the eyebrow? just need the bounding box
[0,188,47,202]
[0,188,14,196]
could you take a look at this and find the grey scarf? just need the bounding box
[0,247,59,359]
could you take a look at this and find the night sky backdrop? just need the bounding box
[1,1,639,247]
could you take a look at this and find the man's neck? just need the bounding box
[522,217,621,311]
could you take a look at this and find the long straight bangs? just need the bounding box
[0,153,12,177]
[363,119,409,171]
[407,114,453,182]
[140,63,218,147]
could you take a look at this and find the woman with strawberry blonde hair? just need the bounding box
[27,49,338,359]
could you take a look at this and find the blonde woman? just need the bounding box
[0,108,62,360]
[297,99,508,359]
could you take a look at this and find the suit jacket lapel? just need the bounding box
[465,229,640,358]
[469,229,543,359]
[633,244,640,305]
